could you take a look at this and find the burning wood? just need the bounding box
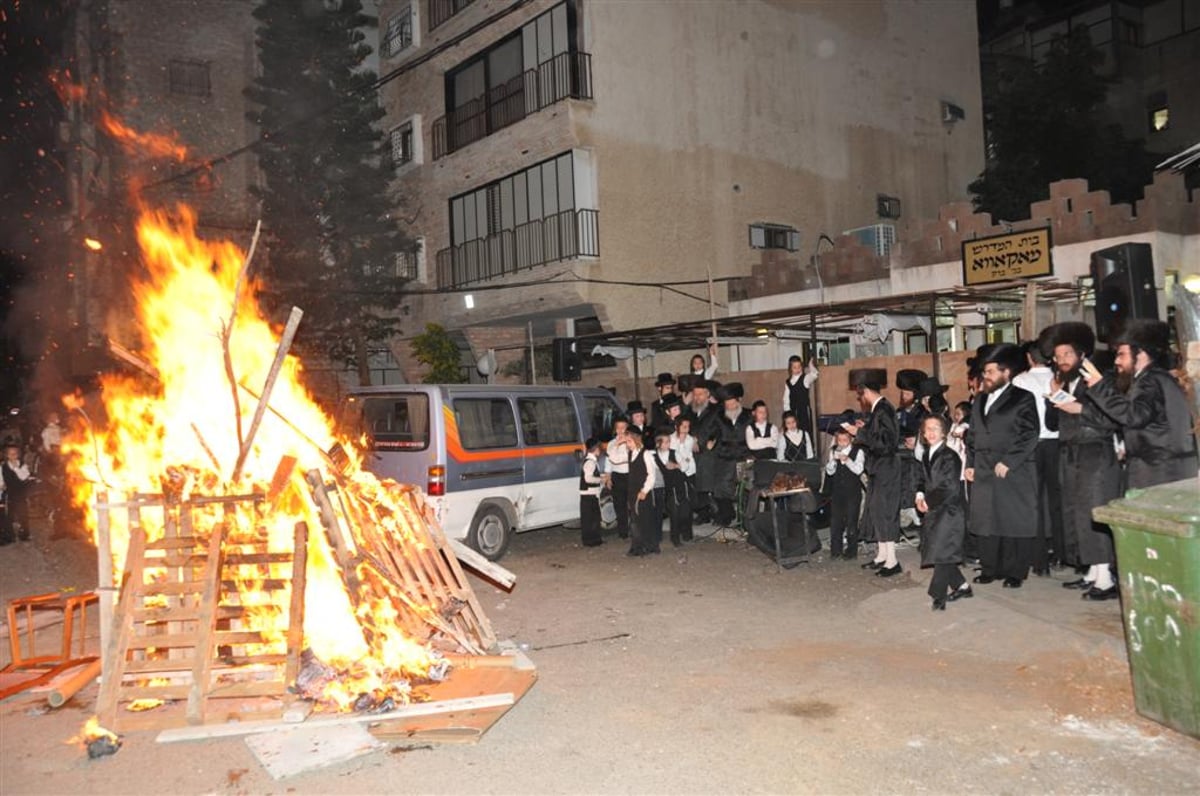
[63,203,500,732]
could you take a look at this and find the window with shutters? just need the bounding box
[382,5,415,57]
[749,223,800,252]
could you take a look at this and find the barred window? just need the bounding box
[383,6,414,57]
[168,59,210,97]
[390,122,414,167]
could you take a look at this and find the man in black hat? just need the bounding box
[843,368,902,576]
[712,383,750,527]
[649,373,677,431]
[781,355,819,435]
[1044,322,1122,600]
[1084,319,1198,489]
[1012,335,1064,575]
[965,343,1040,589]
[686,380,721,524]
[895,368,928,440]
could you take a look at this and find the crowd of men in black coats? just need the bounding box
[581,319,1198,617]
[844,318,1197,611]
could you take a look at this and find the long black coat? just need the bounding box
[1045,378,1121,565]
[1088,368,1200,489]
[857,397,901,543]
[688,403,721,493]
[917,443,966,566]
[713,407,751,500]
[966,385,1039,539]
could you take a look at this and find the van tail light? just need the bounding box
[427,465,446,496]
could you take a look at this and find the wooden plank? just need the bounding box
[370,665,537,744]
[188,521,225,724]
[246,722,384,780]
[123,654,288,675]
[155,693,516,743]
[284,522,307,687]
[96,521,147,727]
[448,538,516,591]
[266,455,298,505]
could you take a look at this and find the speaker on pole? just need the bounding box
[552,337,581,382]
[1090,242,1157,343]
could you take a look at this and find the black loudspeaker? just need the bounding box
[1090,242,1157,343]
[552,337,581,382]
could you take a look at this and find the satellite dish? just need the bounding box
[476,349,497,376]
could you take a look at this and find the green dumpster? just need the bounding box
[1094,478,1200,740]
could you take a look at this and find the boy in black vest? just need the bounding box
[579,437,604,547]
[824,423,865,559]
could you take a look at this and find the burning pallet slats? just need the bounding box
[95,493,308,731]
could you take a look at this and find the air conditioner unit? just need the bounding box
[842,223,896,257]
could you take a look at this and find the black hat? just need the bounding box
[916,376,948,398]
[1117,320,1170,360]
[820,409,859,434]
[1047,322,1096,358]
[848,368,887,391]
[654,372,676,387]
[715,382,744,402]
[968,344,998,379]
[626,400,646,416]
[661,393,683,410]
[676,374,698,393]
[896,369,928,392]
[983,342,1027,375]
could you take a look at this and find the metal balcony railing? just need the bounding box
[428,0,475,31]
[432,51,593,160]
[435,208,599,289]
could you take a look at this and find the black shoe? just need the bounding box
[1062,578,1093,590]
[973,575,995,584]
[862,560,884,570]
[626,548,645,557]
[582,539,604,547]
[947,586,974,601]
[1002,577,1023,588]
[875,563,902,578]
[1082,585,1119,601]
[931,598,946,611]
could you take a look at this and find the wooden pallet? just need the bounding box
[304,470,496,656]
[95,493,307,731]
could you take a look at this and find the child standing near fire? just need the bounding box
[915,415,971,610]
[824,424,864,559]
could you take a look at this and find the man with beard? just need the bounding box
[895,369,928,440]
[1012,336,1064,575]
[842,368,902,576]
[965,343,1040,588]
[1044,322,1123,600]
[712,383,751,528]
[687,379,721,525]
[1084,320,1199,488]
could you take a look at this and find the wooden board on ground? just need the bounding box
[245,722,385,780]
[368,653,537,744]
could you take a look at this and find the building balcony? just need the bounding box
[435,208,599,289]
[432,51,592,161]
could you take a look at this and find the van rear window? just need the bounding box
[454,398,518,450]
[362,394,430,451]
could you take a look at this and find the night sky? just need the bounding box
[1,0,73,410]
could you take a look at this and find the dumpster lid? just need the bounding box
[1093,478,1200,539]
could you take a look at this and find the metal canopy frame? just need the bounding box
[575,278,1085,354]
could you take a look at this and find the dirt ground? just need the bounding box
[2,523,1199,795]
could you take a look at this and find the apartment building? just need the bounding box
[981,0,1200,161]
[377,0,985,377]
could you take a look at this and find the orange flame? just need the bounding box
[62,203,438,708]
[98,111,189,162]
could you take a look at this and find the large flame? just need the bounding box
[62,203,437,709]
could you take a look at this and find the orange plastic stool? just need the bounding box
[6,591,99,669]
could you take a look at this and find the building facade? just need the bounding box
[61,0,260,361]
[377,0,986,379]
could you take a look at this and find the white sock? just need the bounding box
[1093,565,1115,590]
[1086,563,1103,584]
[882,542,898,568]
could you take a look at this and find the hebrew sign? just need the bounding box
[961,227,1053,286]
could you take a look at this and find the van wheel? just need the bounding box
[468,505,511,561]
